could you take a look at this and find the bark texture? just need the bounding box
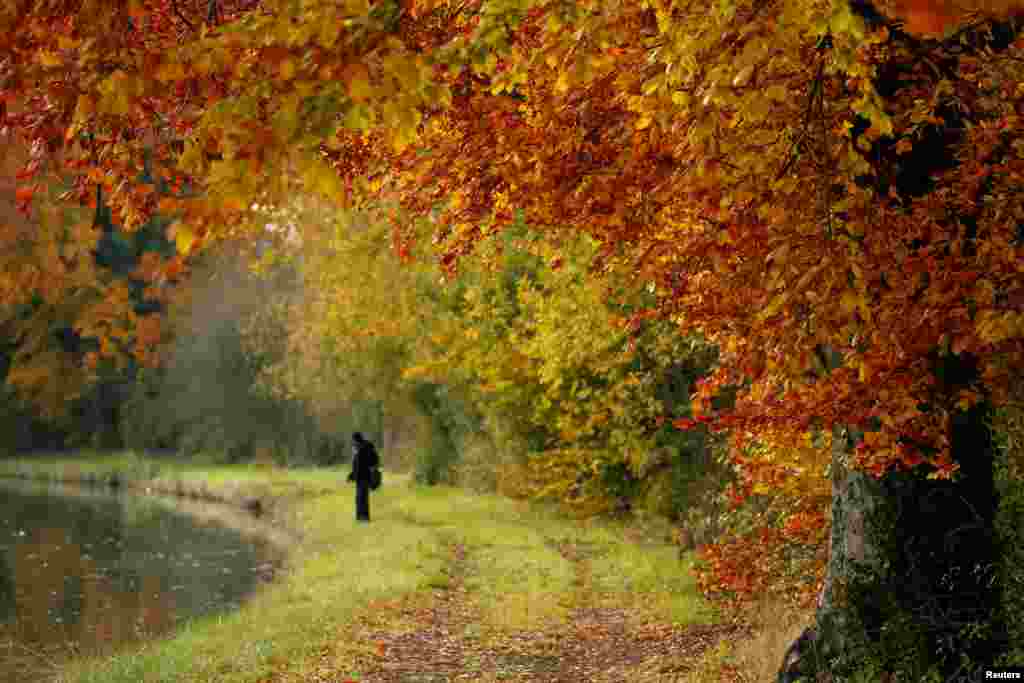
[779,394,1006,682]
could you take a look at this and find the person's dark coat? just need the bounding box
[349,433,379,483]
[348,433,378,522]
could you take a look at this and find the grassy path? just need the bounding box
[327,539,750,683]
[0,454,775,683]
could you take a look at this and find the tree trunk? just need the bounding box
[779,384,1007,681]
[773,0,1022,660]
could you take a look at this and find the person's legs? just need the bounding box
[356,481,370,522]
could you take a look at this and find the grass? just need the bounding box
[1,451,812,683]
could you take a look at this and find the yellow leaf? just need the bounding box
[156,61,187,82]
[37,50,62,67]
[344,64,373,102]
[840,290,859,314]
[671,91,691,107]
[858,361,871,383]
[555,70,570,94]
[222,196,246,213]
[303,160,346,203]
[195,52,215,76]
[732,65,754,87]
[353,75,375,102]
[760,292,789,319]
[170,223,195,255]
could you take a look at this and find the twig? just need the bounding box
[172,0,195,30]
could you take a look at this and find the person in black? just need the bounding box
[347,432,378,522]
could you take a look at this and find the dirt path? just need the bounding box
[326,539,751,683]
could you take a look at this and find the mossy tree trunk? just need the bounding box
[780,358,1007,681]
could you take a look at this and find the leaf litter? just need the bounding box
[292,540,751,683]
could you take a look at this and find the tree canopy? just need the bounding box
[5,0,1022,471]
[3,0,1024,613]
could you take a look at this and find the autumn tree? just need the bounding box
[119,234,334,463]
[239,199,435,466]
[384,2,1024,678]
[0,129,179,450]
[4,0,1024,679]
[241,197,725,508]
[405,223,724,516]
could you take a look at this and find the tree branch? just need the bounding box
[172,0,195,31]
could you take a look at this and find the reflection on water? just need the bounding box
[0,479,282,681]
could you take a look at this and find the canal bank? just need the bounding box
[0,477,287,682]
[0,452,789,683]
[0,452,340,682]
[0,451,321,534]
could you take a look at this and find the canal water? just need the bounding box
[0,478,284,681]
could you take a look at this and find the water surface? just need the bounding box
[0,478,283,681]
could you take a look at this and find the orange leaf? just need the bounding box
[15,185,36,205]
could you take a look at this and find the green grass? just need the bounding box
[0,451,162,480]
[2,452,720,683]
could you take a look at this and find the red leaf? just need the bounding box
[15,184,36,207]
